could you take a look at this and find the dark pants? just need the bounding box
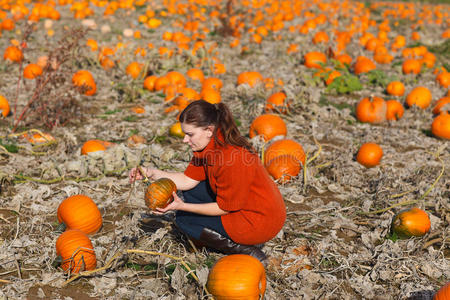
[175,181,229,240]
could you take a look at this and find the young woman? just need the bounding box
[130,100,286,262]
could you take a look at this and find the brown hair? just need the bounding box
[179,100,255,153]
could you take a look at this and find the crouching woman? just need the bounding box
[130,100,286,262]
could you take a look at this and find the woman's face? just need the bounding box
[181,123,214,151]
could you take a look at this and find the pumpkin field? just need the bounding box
[0,0,449,298]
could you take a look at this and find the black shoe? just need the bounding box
[198,228,267,262]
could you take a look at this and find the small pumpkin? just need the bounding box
[386,100,405,121]
[144,178,177,211]
[80,140,107,155]
[391,207,431,239]
[303,51,327,69]
[3,45,23,63]
[207,254,266,300]
[386,81,405,97]
[353,57,376,75]
[431,111,450,140]
[237,71,264,88]
[265,154,301,183]
[72,70,96,96]
[169,122,185,138]
[57,194,102,235]
[355,96,387,123]
[264,91,289,113]
[432,97,450,115]
[406,86,432,109]
[249,114,287,142]
[55,229,96,274]
[23,63,43,79]
[434,281,450,300]
[125,62,143,79]
[0,95,10,117]
[356,142,383,168]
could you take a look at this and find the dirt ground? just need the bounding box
[0,1,449,299]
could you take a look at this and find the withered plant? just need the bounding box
[11,25,88,132]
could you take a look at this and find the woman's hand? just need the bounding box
[129,167,156,183]
[154,192,184,214]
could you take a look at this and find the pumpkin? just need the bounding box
[436,72,450,88]
[23,63,43,79]
[125,62,143,79]
[186,68,204,83]
[391,207,431,239]
[265,154,301,183]
[264,139,306,167]
[3,45,23,63]
[55,229,96,274]
[249,114,287,142]
[355,96,387,123]
[201,88,221,104]
[406,86,432,109]
[432,97,450,115]
[353,57,376,75]
[144,178,177,211]
[386,81,405,96]
[385,100,404,121]
[166,71,187,89]
[169,122,185,138]
[207,254,266,300]
[237,71,264,88]
[0,95,10,117]
[402,59,422,74]
[434,282,450,300]
[356,142,383,168]
[264,91,289,113]
[72,70,96,96]
[143,75,158,91]
[431,111,450,140]
[202,77,223,91]
[303,51,327,69]
[57,194,102,235]
[80,140,107,155]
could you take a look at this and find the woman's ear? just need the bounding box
[205,125,215,137]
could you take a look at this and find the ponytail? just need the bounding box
[179,100,255,153]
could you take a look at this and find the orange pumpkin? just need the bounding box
[355,96,387,123]
[353,57,376,75]
[81,140,107,155]
[72,70,96,96]
[55,229,96,274]
[237,71,264,88]
[264,92,289,113]
[264,139,305,167]
[0,95,10,117]
[391,207,431,239]
[202,77,223,91]
[435,72,450,88]
[386,100,405,121]
[303,51,326,69]
[169,122,185,138]
[432,97,450,115]
[143,75,158,91]
[265,154,301,183]
[386,81,405,96]
[406,86,432,109]
[434,282,450,300]
[144,178,177,211]
[431,111,450,140]
[249,114,287,142]
[57,194,102,235]
[207,254,266,300]
[201,88,221,104]
[356,142,383,168]
[23,63,43,79]
[3,45,23,63]
[166,71,187,89]
[186,68,204,83]
[402,59,422,74]
[126,62,143,79]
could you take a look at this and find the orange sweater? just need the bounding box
[184,134,286,245]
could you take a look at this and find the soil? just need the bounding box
[0,1,449,299]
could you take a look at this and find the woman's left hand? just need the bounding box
[154,192,184,214]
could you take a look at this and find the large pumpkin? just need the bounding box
[207,254,266,300]
[144,178,177,211]
[434,281,450,300]
[55,229,96,274]
[391,207,431,239]
[264,139,305,167]
[57,194,102,235]
[249,114,287,142]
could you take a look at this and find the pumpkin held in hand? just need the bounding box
[144,178,177,210]
[56,229,96,274]
[207,254,266,300]
[57,194,102,235]
[391,207,431,239]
